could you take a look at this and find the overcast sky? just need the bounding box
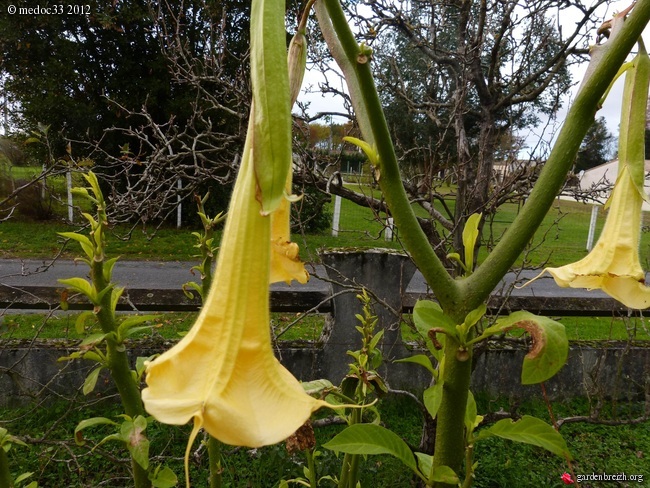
[298,0,649,159]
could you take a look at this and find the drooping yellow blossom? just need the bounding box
[142,120,330,460]
[540,43,650,309]
[545,164,650,308]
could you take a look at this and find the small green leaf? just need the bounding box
[118,315,157,334]
[58,232,95,259]
[394,354,437,377]
[414,452,431,478]
[149,466,178,488]
[111,286,125,312]
[79,333,109,347]
[123,416,150,470]
[413,300,457,357]
[74,417,118,445]
[58,277,96,302]
[14,472,34,484]
[423,382,443,419]
[462,212,482,272]
[103,257,120,283]
[323,424,418,475]
[474,415,571,459]
[83,366,103,395]
[430,465,460,484]
[75,311,95,334]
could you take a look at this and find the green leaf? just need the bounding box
[462,212,482,272]
[58,277,96,302]
[75,311,95,334]
[14,472,34,484]
[430,465,460,485]
[123,416,150,470]
[414,452,431,479]
[118,315,157,335]
[74,417,118,445]
[58,232,94,259]
[464,390,483,435]
[323,424,418,475]
[480,311,568,384]
[474,415,571,459]
[413,300,457,355]
[462,303,487,332]
[79,333,110,348]
[103,257,120,283]
[301,379,334,396]
[149,466,178,488]
[423,382,443,419]
[394,354,437,377]
[83,366,103,395]
[111,286,125,312]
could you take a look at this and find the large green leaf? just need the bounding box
[474,415,571,459]
[479,311,568,384]
[323,423,418,474]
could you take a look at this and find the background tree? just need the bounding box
[312,0,610,263]
[0,0,263,225]
[575,116,615,172]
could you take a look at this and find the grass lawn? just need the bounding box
[2,177,649,271]
[1,394,647,487]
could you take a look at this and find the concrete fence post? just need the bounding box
[318,249,421,388]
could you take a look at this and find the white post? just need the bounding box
[66,168,73,223]
[332,195,341,237]
[176,178,182,229]
[385,217,394,241]
[586,205,599,251]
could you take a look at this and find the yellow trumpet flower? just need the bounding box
[541,43,650,309]
[545,164,650,309]
[142,123,329,458]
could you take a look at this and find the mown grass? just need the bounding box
[3,175,649,267]
[3,310,650,342]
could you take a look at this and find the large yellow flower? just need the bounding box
[542,44,650,309]
[142,122,328,451]
[545,164,650,309]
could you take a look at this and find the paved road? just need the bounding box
[0,257,610,299]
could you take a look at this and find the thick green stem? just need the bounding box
[316,0,461,311]
[431,340,473,487]
[0,447,13,488]
[208,436,223,488]
[92,259,150,488]
[464,2,650,309]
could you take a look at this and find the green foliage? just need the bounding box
[575,116,615,172]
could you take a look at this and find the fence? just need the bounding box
[1,250,648,407]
